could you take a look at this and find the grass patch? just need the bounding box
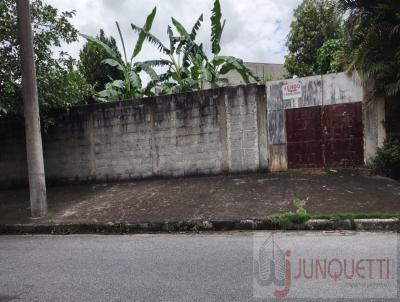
[269,198,310,229]
[267,198,400,229]
[311,212,400,220]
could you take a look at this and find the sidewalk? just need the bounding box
[1,169,399,229]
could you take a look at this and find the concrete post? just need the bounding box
[16,0,48,217]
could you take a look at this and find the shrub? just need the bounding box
[368,137,400,180]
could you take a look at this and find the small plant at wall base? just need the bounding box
[368,137,400,180]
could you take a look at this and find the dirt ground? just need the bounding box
[1,169,399,225]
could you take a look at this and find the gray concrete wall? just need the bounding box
[0,84,267,186]
[266,72,376,171]
[219,62,286,86]
[364,96,386,161]
[0,74,385,186]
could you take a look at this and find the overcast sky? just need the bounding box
[45,0,301,64]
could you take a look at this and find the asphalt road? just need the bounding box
[0,232,398,302]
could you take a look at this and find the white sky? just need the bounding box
[45,0,302,64]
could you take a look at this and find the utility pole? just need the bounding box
[16,0,48,217]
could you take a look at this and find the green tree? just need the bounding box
[40,53,93,111]
[0,0,89,116]
[339,0,400,99]
[316,38,347,74]
[284,0,344,77]
[79,29,123,92]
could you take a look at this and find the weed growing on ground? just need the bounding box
[269,198,310,229]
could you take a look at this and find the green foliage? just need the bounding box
[368,137,400,180]
[312,212,400,220]
[316,38,347,74]
[284,0,344,77]
[268,199,400,229]
[270,198,310,229]
[81,7,159,101]
[339,0,400,99]
[131,0,257,94]
[210,0,226,55]
[40,54,93,110]
[79,29,123,91]
[0,0,88,116]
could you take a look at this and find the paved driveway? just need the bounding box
[0,169,399,225]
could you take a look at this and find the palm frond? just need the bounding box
[211,0,226,55]
[131,23,170,55]
[171,17,189,38]
[132,7,158,58]
[167,25,177,54]
[190,14,203,40]
[137,60,171,68]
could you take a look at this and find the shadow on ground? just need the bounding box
[1,169,399,225]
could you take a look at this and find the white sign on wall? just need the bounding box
[282,82,302,100]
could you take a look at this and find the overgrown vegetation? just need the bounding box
[284,0,345,77]
[79,29,123,92]
[81,7,162,101]
[368,137,400,180]
[134,0,258,94]
[285,0,400,112]
[2,0,399,117]
[339,0,400,100]
[82,0,257,101]
[0,0,90,116]
[0,0,257,115]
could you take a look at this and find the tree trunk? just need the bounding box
[16,0,48,217]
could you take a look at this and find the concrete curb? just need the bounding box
[0,218,399,234]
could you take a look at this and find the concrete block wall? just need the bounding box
[0,74,385,187]
[0,84,267,186]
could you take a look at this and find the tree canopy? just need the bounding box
[79,29,123,92]
[284,0,344,77]
[340,0,400,99]
[0,0,91,116]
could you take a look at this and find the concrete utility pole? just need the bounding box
[16,0,48,217]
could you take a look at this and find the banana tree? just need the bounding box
[205,0,259,87]
[131,13,206,94]
[133,0,257,92]
[81,7,160,101]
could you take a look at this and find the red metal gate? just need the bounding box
[286,106,322,168]
[286,102,363,168]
